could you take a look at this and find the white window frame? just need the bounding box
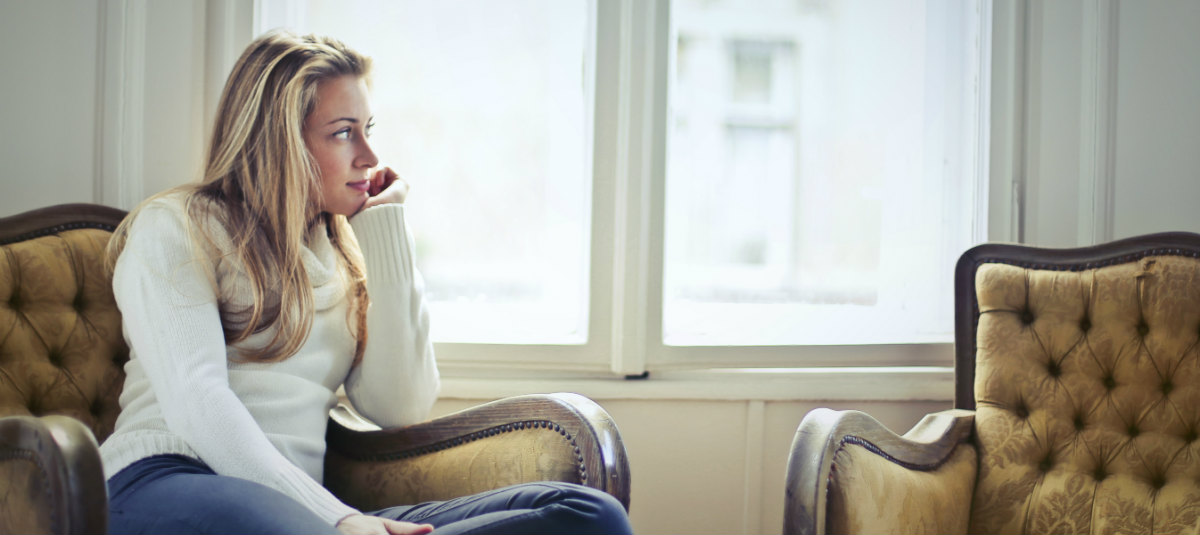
[245,0,992,377]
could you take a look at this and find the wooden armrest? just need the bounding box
[0,415,107,535]
[324,393,630,512]
[784,408,976,535]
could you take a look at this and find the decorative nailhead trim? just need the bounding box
[0,222,118,246]
[353,420,589,483]
[0,448,59,533]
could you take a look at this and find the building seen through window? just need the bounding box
[665,0,983,345]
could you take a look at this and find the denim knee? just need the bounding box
[549,483,632,535]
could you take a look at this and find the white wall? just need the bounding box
[141,0,209,196]
[1000,0,1200,247]
[0,0,216,217]
[2,1,1200,534]
[1112,1,1200,239]
[0,2,100,211]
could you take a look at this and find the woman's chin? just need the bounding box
[323,193,369,217]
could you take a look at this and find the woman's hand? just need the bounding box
[337,514,433,535]
[359,166,410,213]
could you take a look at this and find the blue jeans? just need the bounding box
[107,455,632,534]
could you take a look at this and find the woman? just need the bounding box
[102,30,632,535]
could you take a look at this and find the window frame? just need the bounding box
[253,0,992,377]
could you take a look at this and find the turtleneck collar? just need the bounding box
[302,220,344,310]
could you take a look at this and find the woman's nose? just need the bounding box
[356,139,379,169]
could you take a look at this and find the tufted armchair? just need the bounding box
[785,232,1200,535]
[0,204,630,535]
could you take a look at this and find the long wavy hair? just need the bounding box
[108,30,372,364]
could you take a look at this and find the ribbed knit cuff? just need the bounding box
[99,430,198,479]
[298,485,359,527]
[349,204,414,287]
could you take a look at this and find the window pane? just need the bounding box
[665,0,983,345]
[299,0,592,344]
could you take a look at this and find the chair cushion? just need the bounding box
[971,255,1200,534]
[0,229,128,442]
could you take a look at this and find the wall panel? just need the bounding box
[1112,1,1200,238]
[0,2,101,216]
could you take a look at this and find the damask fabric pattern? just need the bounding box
[0,229,128,439]
[325,427,581,512]
[827,442,977,534]
[971,256,1200,534]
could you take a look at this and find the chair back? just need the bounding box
[956,232,1200,533]
[0,204,129,443]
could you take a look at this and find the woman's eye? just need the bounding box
[365,122,376,137]
[334,129,351,140]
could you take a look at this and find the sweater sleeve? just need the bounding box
[111,202,358,525]
[345,204,440,428]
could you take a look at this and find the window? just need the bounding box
[261,0,989,373]
[286,0,593,345]
[665,0,986,347]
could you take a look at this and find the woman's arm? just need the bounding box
[113,201,358,525]
[344,204,440,428]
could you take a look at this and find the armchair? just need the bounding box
[0,204,630,535]
[785,232,1200,534]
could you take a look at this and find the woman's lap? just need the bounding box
[108,455,631,535]
[107,455,339,535]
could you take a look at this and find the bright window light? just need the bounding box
[664,0,985,346]
[297,0,594,344]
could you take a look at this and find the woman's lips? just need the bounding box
[347,180,370,193]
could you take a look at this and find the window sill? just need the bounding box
[437,366,956,402]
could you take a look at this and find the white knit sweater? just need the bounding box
[99,193,439,525]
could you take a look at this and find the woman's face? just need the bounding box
[304,75,378,217]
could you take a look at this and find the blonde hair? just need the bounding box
[108,30,372,364]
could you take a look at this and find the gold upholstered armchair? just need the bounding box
[785,232,1200,535]
[0,204,630,535]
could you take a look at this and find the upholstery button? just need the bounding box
[1047,361,1062,378]
[1103,376,1117,390]
[1038,454,1054,472]
[1073,414,1086,431]
[1138,321,1150,336]
[1021,309,1035,325]
[1162,380,1174,395]
[1014,403,1029,419]
[1185,429,1199,443]
[1127,423,1140,438]
[1093,465,1108,481]
[8,294,20,309]
[1080,317,1092,332]
[1151,475,1166,490]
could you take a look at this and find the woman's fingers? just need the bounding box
[336,515,433,535]
[383,519,434,535]
[370,167,399,196]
